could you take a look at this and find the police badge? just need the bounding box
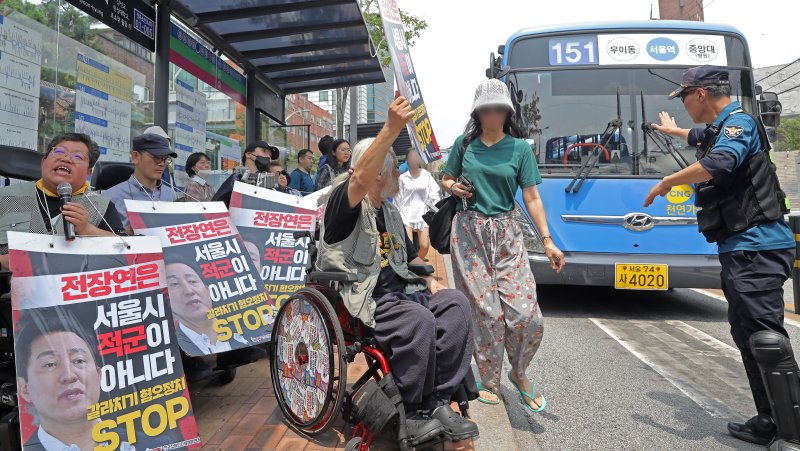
[723,125,744,139]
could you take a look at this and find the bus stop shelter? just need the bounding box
[161,0,387,143]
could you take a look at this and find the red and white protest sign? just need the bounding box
[126,200,276,356]
[7,232,201,450]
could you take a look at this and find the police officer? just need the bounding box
[645,65,797,446]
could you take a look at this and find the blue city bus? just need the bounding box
[494,21,782,290]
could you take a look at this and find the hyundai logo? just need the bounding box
[623,213,655,232]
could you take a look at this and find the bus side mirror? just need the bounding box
[486,52,497,79]
[758,92,782,129]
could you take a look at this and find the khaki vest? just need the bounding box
[0,181,110,252]
[317,197,427,327]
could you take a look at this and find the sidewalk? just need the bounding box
[189,248,480,450]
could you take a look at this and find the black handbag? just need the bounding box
[423,196,457,254]
[423,147,468,254]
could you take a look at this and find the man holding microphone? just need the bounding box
[0,133,125,270]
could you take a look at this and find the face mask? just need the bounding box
[254,156,271,172]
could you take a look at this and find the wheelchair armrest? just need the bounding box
[308,271,360,283]
[408,264,434,276]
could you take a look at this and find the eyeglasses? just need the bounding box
[142,151,172,164]
[50,147,88,163]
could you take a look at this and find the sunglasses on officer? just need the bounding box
[679,87,703,103]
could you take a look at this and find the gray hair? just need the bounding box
[328,137,394,215]
[705,84,731,99]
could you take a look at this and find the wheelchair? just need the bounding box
[269,232,475,451]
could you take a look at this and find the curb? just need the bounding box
[469,361,522,451]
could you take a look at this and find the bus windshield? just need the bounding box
[509,67,754,177]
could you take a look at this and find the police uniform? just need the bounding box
[698,101,795,411]
[670,66,799,446]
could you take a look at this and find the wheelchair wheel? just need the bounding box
[270,288,346,436]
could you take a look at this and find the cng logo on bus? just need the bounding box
[667,184,693,204]
[647,37,679,61]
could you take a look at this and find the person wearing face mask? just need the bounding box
[241,140,280,188]
[0,133,125,271]
[182,152,214,202]
[102,134,179,233]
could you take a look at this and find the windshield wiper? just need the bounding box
[565,88,623,193]
[639,92,689,170]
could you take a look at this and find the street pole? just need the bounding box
[349,86,358,144]
[153,0,171,131]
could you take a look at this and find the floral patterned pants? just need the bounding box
[451,210,544,393]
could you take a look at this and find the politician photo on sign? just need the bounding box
[165,257,249,355]
[14,308,136,451]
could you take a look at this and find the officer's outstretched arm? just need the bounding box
[644,161,712,207]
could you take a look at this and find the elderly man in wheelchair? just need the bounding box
[269,97,478,450]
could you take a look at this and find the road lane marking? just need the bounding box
[664,320,741,361]
[591,318,748,421]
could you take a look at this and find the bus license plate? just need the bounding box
[614,263,668,290]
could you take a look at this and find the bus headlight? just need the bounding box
[511,204,545,254]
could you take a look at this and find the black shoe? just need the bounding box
[404,415,446,446]
[728,414,776,446]
[216,346,268,367]
[430,404,479,441]
[182,356,213,383]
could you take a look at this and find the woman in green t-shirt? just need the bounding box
[442,79,565,414]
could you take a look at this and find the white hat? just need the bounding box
[144,126,171,142]
[471,79,515,114]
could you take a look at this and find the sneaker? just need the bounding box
[404,415,446,446]
[430,404,479,441]
[728,414,776,446]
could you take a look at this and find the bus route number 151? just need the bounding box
[548,36,598,66]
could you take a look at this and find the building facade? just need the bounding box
[658,0,704,21]
[284,93,336,153]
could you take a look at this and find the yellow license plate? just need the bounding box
[614,263,668,290]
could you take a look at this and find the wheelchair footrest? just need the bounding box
[351,379,398,434]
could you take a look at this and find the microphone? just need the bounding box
[57,182,75,241]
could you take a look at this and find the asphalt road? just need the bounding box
[489,285,799,451]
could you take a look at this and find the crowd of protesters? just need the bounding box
[0,84,564,445]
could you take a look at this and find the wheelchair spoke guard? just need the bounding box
[270,288,346,436]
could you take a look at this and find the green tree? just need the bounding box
[776,118,800,151]
[359,0,428,67]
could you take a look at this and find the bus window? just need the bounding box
[510,67,753,177]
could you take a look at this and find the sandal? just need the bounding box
[507,371,546,413]
[475,382,500,405]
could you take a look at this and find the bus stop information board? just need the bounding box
[65,0,155,51]
[378,0,441,163]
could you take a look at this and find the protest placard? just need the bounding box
[126,200,276,356]
[7,232,201,450]
[377,0,441,163]
[229,182,319,310]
